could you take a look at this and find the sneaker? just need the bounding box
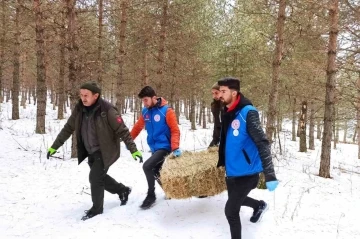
[250,200,268,223]
[81,209,102,221]
[119,187,132,206]
[140,193,156,209]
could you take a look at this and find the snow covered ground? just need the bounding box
[0,100,359,239]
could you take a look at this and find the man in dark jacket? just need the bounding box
[209,82,222,148]
[47,81,143,221]
[217,77,279,239]
[131,86,181,209]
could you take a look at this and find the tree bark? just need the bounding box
[115,0,129,111]
[66,0,78,158]
[12,0,21,120]
[299,101,307,152]
[58,8,66,120]
[357,72,360,158]
[0,0,5,103]
[309,101,315,150]
[319,0,339,178]
[292,98,296,141]
[97,0,103,86]
[266,0,286,143]
[34,0,47,134]
[155,0,168,94]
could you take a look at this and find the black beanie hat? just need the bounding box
[217,77,240,91]
[80,81,101,95]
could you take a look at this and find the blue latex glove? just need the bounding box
[266,181,279,192]
[173,149,182,157]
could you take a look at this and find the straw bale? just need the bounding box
[160,148,226,199]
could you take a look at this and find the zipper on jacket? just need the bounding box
[242,149,251,165]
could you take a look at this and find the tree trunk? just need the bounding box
[175,99,180,123]
[115,0,129,111]
[142,40,149,86]
[319,0,339,178]
[309,101,315,150]
[0,0,5,103]
[155,0,168,94]
[34,0,47,134]
[299,101,307,152]
[292,98,296,141]
[343,120,347,143]
[66,0,78,158]
[190,94,196,130]
[58,9,66,120]
[97,0,103,86]
[265,0,286,143]
[357,72,360,158]
[202,100,206,129]
[317,118,322,140]
[12,0,21,120]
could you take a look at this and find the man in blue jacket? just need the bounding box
[217,77,279,239]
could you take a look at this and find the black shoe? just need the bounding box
[119,187,132,206]
[140,193,156,209]
[81,209,102,221]
[250,200,268,223]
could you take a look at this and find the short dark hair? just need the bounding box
[217,77,240,91]
[138,86,156,98]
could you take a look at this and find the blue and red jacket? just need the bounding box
[131,98,180,153]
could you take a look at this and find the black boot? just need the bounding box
[81,208,103,221]
[250,200,268,223]
[119,187,132,206]
[140,192,156,209]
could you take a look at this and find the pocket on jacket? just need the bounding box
[242,149,251,165]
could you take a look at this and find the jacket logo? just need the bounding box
[154,114,160,122]
[116,116,123,124]
[231,119,240,130]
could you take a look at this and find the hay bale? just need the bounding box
[160,148,226,199]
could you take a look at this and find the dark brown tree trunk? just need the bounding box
[0,0,5,103]
[319,0,339,178]
[317,118,322,140]
[155,0,168,94]
[115,0,129,111]
[142,40,149,86]
[66,0,78,158]
[97,0,103,86]
[58,9,66,120]
[12,0,21,120]
[34,0,47,134]
[202,100,206,129]
[292,98,296,141]
[309,101,315,150]
[299,101,307,152]
[357,72,360,158]
[266,0,286,143]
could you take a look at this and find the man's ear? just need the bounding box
[232,90,237,97]
[95,93,100,99]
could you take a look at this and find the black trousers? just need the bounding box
[225,174,260,239]
[88,151,126,213]
[143,149,170,194]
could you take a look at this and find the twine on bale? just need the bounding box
[160,147,227,199]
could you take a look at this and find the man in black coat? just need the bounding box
[209,83,222,148]
[217,77,279,239]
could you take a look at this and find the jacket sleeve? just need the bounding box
[210,102,221,146]
[130,114,145,140]
[107,108,138,153]
[51,105,78,150]
[246,110,277,182]
[165,108,180,151]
